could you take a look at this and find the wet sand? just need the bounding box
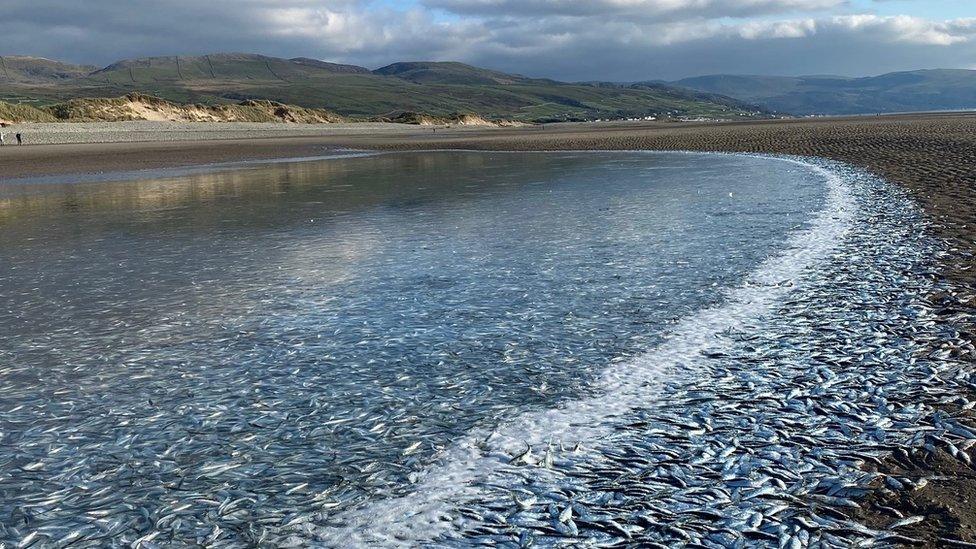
[2,113,975,543]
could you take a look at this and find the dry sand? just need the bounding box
[2,113,975,543]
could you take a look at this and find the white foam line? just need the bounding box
[313,154,857,547]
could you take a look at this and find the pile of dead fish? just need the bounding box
[1,156,974,548]
[3,152,833,547]
[434,161,976,547]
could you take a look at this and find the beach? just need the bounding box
[2,114,975,544]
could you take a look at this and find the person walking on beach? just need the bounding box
[15,133,22,145]
[0,131,5,146]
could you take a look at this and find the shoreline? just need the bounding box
[2,113,975,543]
[0,113,953,177]
[2,113,972,294]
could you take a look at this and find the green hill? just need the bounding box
[0,53,762,122]
[673,70,976,115]
[90,53,372,84]
[373,61,553,85]
[0,55,95,83]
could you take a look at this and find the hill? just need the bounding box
[89,53,372,84]
[373,61,552,85]
[0,53,762,122]
[0,56,96,83]
[673,70,976,115]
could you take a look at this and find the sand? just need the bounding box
[0,120,454,146]
[1,113,975,543]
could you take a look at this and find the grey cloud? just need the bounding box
[0,0,972,80]
[462,20,976,81]
[416,13,976,79]
[0,1,373,65]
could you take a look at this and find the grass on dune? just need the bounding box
[0,101,56,122]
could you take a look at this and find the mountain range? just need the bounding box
[0,54,757,123]
[671,70,976,115]
[1,53,974,121]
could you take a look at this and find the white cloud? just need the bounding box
[729,14,976,45]
[425,0,845,19]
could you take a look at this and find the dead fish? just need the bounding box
[510,445,537,466]
[889,515,925,529]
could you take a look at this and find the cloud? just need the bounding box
[425,0,846,19]
[731,15,976,45]
[0,0,973,80]
[450,14,976,81]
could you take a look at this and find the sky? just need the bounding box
[1,0,974,81]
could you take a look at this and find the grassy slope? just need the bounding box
[0,100,56,122]
[0,55,760,122]
[0,55,96,82]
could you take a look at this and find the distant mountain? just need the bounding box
[672,70,976,115]
[0,53,761,122]
[90,53,372,83]
[0,55,96,83]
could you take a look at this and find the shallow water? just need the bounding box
[0,152,829,545]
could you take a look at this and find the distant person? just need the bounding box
[0,131,5,146]
[15,133,22,145]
